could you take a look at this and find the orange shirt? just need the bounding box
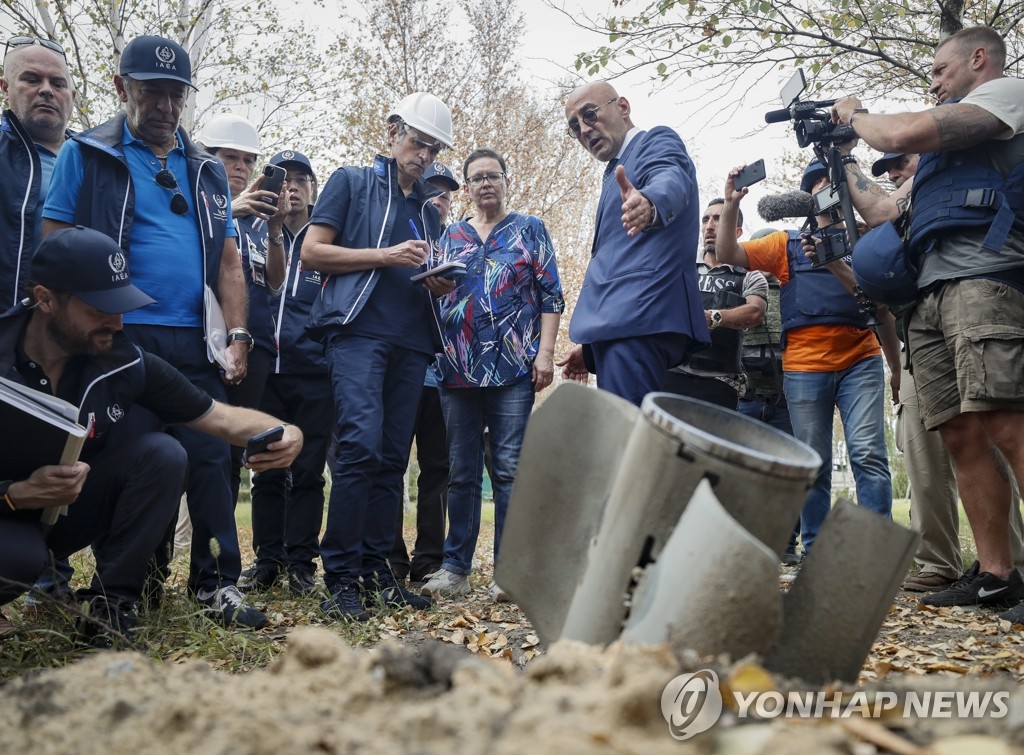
[742,231,880,373]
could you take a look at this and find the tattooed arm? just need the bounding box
[832,96,1008,155]
[841,161,913,227]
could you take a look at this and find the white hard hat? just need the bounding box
[196,113,261,154]
[387,92,454,149]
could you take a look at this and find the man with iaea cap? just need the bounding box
[0,226,301,646]
[42,34,261,628]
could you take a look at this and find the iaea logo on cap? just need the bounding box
[282,150,295,160]
[155,45,177,70]
[433,161,444,171]
[108,252,128,279]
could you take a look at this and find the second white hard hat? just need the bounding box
[197,113,261,154]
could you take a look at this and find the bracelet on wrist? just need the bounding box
[848,108,868,130]
[841,156,858,165]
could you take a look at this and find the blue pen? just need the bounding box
[408,219,422,240]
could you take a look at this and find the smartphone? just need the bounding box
[261,164,286,206]
[733,159,766,191]
[409,261,467,282]
[241,424,285,464]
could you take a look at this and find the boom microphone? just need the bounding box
[764,107,794,124]
[757,191,815,222]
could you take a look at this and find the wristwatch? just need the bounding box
[270,233,285,246]
[0,480,16,511]
[227,328,255,351]
[710,310,723,329]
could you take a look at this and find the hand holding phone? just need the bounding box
[261,164,287,206]
[241,424,285,465]
[733,159,767,191]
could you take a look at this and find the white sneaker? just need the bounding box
[487,581,511,603]
[419,568,471,599]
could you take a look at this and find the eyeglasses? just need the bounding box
[408,135,442,160]
[154,169,189,216]
[566,98,618,139]
[466,172,505,187]
[4,36,67,61]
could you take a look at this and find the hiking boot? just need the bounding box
[238,564,281,593]
[902,570,957,593]
[921,562,1024,608]
[368,570,434,610]
[320,581,369,622]
[197,585,268,629]
[420,567,471,599]
[487,581,511,603]
[288,568,318,597]
[77,598,139,650]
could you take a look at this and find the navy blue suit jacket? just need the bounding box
[569,127,710,353]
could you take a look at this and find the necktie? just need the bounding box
[604,158,618,184]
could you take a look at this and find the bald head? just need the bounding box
[565,81,633,163]
[1,45,75,152]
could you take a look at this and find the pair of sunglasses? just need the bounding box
[4,35,67,61]
[155,169,189,216]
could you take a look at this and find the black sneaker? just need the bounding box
[998,600,1024,624]
[288,568,318,597]
[196,585,268,629]
[922,561,1024,608]
[366,570,434,611]
[780,548,803,567]
[238,564,281,593]
[320,581,369,622]
[77,598,139,650]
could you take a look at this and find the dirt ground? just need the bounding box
[3,526,1024,753]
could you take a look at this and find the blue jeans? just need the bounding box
[785,355,892,549]
[438,379,535,575]
[320,335,428,583]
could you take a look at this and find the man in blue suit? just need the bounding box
[558,81,709,406]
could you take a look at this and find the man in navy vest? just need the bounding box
[558,81,710,406]
[41,35,263,628]
[0,227,301,646]
[833,26,1024,621]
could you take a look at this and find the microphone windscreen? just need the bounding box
[764,108,793,124]
[757,191,815,222]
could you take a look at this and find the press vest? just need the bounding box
[908,134,1024,255]
[779,231,869,345]
[686,264,746,374]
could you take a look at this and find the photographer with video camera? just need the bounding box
[716,158,894,557]
[829,26,1024,621]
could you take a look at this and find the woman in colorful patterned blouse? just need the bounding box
[420,149,565,601]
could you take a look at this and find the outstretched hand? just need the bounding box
[616,166,655,237]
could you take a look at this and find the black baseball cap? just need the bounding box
[871,152,906,177]
[423,161,459,191]
[31,227,156,314]
[269,150,316,181]
[119,35,197,90]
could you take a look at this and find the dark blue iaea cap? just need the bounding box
[800,159,829,194]
[31,227,156,314]
[269,149,316,181]
[423,161,459,191]
[119,35,197,90]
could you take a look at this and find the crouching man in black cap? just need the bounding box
[0,226,303,646]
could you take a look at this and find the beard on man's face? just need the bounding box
[47,311,116,357]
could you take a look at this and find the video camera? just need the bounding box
[764,69,861,269]
[764,70,857,149]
